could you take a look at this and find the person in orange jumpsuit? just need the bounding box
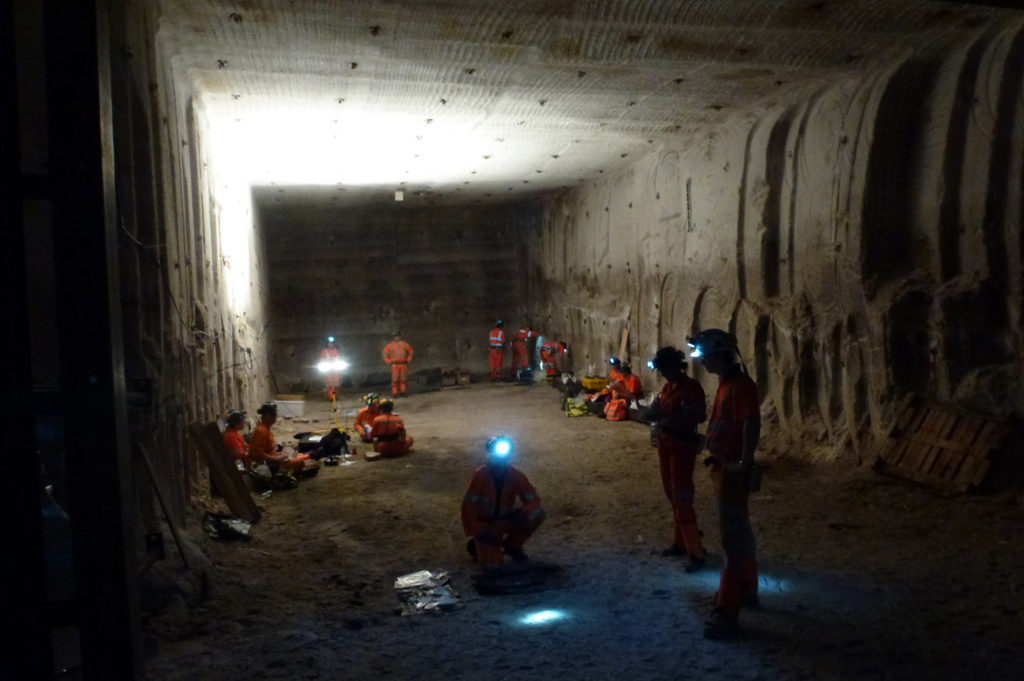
[539,339,568,384]
[382,332,413,398]
[644,346,708,573]
[488,320,506,381]
[461,435,546,568]
[587,356,632,412]
[687,329,761,640]
[370,398,413,458]
[319,337,342,399]
[353,393,381,443]
[248,402,310,473]
[222,410,249,466]
[510,325,537,374]
[603,388,630,421]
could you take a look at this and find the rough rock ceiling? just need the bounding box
[157,0,1017,207]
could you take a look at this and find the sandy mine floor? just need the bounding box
[143,380,1024,681]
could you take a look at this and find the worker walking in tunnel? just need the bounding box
[488,320,506,381]
[644,346,708,573]
[461,436,546,569]
[370,398,413,458]
[510,324,537,375]
[353,393,381,442]
[687,329,761,640]
[382,331,414,398]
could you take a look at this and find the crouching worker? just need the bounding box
[248,402,314,475]
[353,393,381,442]
[370,398,413,458]
[461,436,546,568]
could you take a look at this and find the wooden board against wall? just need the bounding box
[875,394,1009,492]
[188,422,261,523]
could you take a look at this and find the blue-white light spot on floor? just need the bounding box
[518,609,569,626]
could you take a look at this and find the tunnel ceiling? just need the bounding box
[158,0,1016,208]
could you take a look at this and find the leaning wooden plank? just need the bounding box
[937,418,985,481]
[189,422,261,524]
[920,410,960,476]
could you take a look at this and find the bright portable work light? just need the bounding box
[317,359,349,372]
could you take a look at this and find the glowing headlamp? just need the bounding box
[317,359,349,373]
[327,336,335,343]
[646,359,656,370]
[687,341,704,359]
[488,437,513,459]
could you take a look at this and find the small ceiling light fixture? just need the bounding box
[394,190,404,201]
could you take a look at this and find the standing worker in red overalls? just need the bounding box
[687,329,761,640]
[488,320,506,381]
[510,324,537,375]
[382,331,414,398]
[644,346,708,573]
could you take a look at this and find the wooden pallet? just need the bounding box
[876,394,1009,492]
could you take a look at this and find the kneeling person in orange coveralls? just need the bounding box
[370,398,413,458]
[461,436,546,568]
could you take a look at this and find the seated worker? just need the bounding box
[248,402,312,473]
[370,398,413,458]
[603,387,631,421]
[588,357,638,413]
[461,436,546,568]
[222,409,249,466]
[353,393,381,442]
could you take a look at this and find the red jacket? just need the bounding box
[489,327,505,348]
[383,340,413,364]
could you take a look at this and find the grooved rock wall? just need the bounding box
[529,20,1024,462]
[258,199,534,388]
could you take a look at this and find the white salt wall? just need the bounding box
[530,20,1024,462]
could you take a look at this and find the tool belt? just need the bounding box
[489,344,503,348]
[512,339,525,343]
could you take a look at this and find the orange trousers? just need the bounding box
[658,438,705,556]
[489,347,503,380]
[710,468,758,615]
[389,361,408,396]
[374,436,413,457]
[472,515,544,567]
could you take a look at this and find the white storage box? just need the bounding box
[273,396,305,418]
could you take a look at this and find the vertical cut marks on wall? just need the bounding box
[862,58,940,296]
[938,35,988,282]
[887,289,932,397]
[982,26,1024,294]
[763,113,789,298]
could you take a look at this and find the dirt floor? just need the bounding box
[143,379,1024,681]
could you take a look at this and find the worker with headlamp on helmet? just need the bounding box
[461,436,546,568]
[488,320,506,381]
[318,336,348,400]
[353,393,381,443]
[370,398,413,458]
[687,328,761,640]
[644,346,708,572]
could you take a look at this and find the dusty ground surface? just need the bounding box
[143,380,1024,681]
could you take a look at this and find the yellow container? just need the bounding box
[581,376,607,391]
